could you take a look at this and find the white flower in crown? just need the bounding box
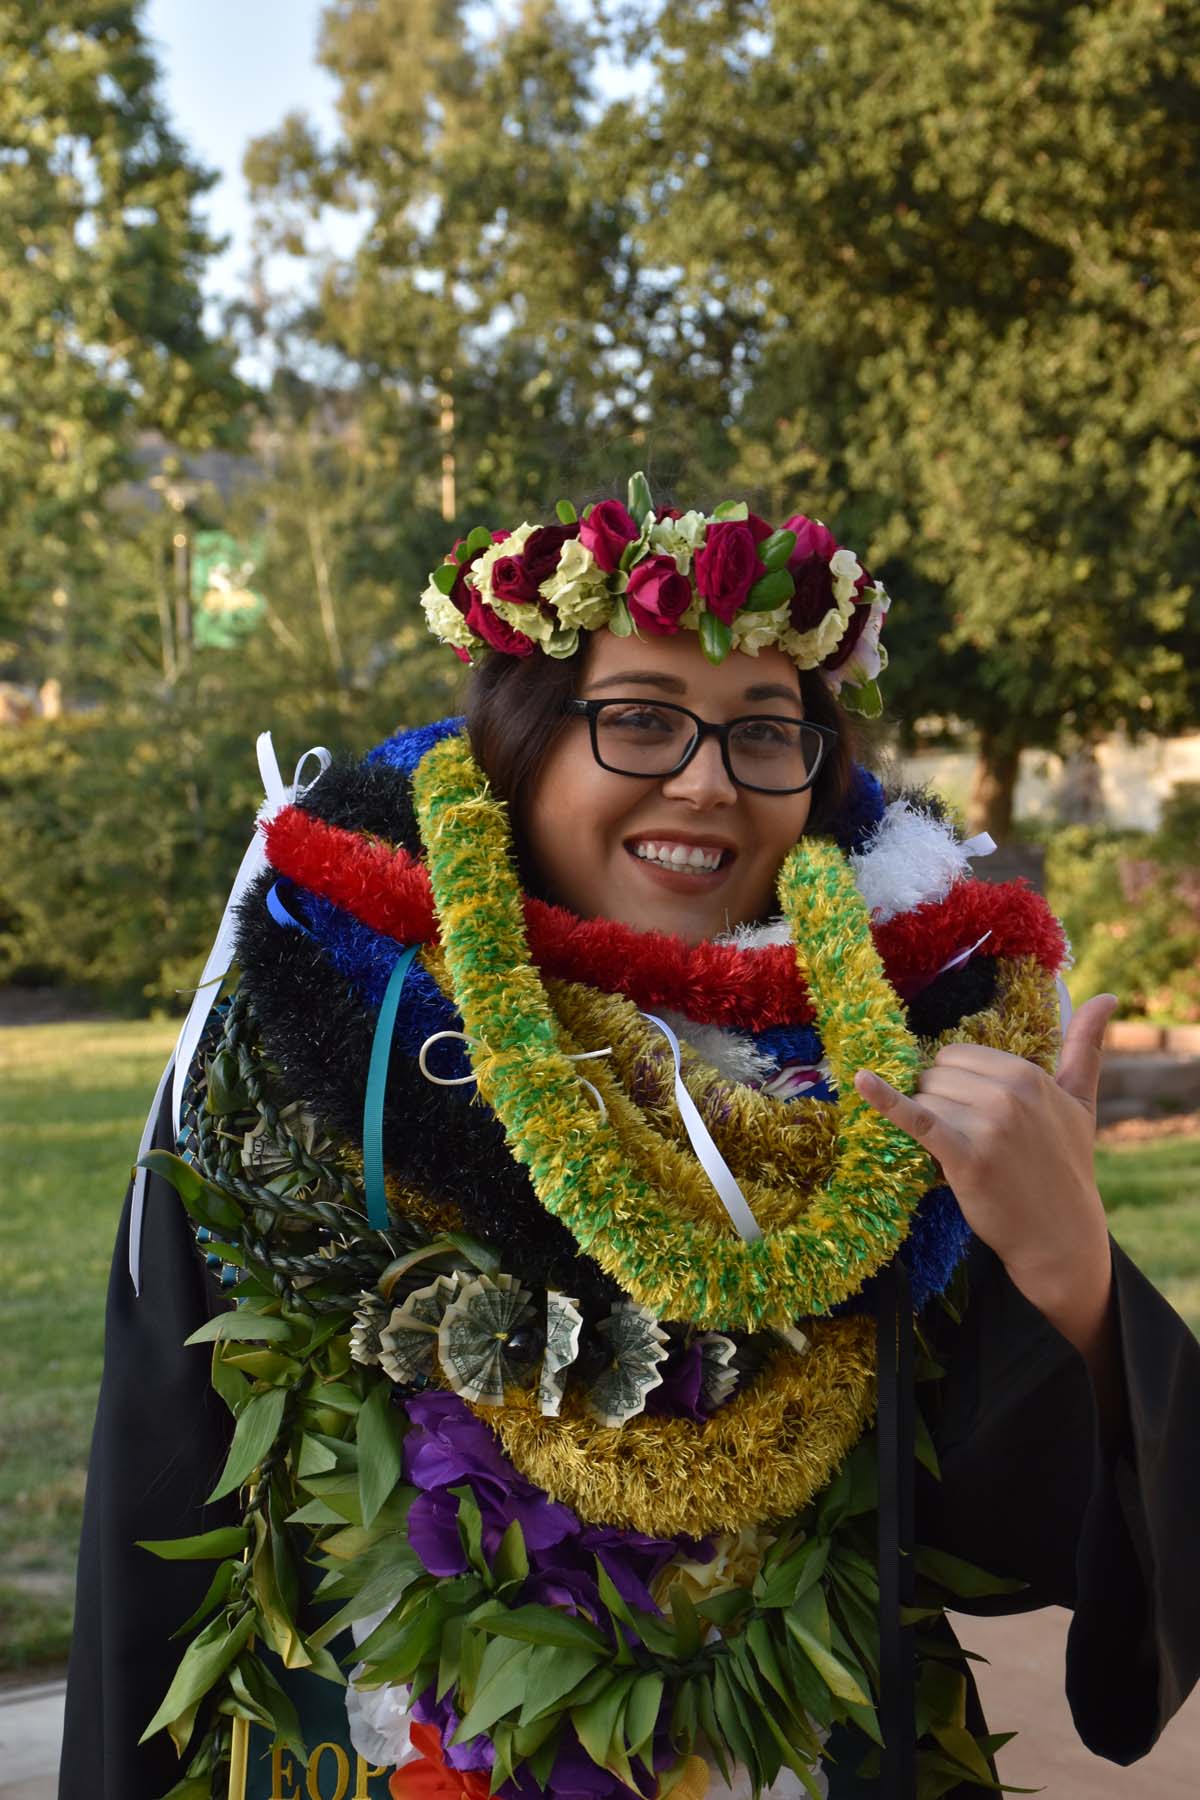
[829,546,865,607]
[539,537,612,631]
[468,523,538,605]
[420,577,475,652]
[780,587,856,669]
[826,586,891,694]
[647,509,708,573]
[730,608,786,655]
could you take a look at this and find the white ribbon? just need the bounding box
[928,928,993,985]
[960,831,997,861]
[640,1012,763,1243]
[1056,974,1075,1039]
[417,1030,612,1121]
[128,734,331,1294]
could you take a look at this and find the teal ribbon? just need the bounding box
[363,944,419,1230]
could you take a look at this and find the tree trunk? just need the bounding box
[1055,742,1104,825]
[968,733,1021,840]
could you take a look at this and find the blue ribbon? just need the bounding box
[266,879,313,935]
[362,943,419,1230]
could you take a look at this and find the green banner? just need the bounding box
[192,529,266,650]
[243,1649,391,1800]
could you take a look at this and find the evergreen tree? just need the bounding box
[0,0,248,686]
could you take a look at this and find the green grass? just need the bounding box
[0,1018,175,1670]
[1,1020,1198,1672]
[1097,1136,1200,1334]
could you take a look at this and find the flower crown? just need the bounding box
[420,471,890,716]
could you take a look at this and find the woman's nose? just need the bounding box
[659,733,738,807]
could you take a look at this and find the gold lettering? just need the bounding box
[354,1757,388,1799]
[270,1744,302,1800]
[307,1741,351,1800]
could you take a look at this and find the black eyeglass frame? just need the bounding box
[564,697,838,795]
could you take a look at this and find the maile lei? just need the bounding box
[138,734,1025,1800]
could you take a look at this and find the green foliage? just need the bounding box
[614,0,1200,765]
[0,623,461,1008]
[1044,801,1200,1021]
[0,1,249,678]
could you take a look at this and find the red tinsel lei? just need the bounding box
[263,806,1067,1031]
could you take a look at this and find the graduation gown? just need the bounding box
[59,1079,1200,1800]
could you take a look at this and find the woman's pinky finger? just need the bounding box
[853,1068,970,1163]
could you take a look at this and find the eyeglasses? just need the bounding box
[564,698,837,795]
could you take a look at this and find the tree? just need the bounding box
[240,0,735,522]
[601,0,1200,833]
[0,0,249,688]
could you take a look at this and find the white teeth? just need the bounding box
[633,840,723,872]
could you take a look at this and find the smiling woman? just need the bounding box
[525,638,817,940]
[62,474,1200,1800]
[467,633,851,935]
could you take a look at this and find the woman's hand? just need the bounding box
[854,995,1119,1372]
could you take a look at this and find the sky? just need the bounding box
[145,0,357,304]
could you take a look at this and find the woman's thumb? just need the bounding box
[1056,993,1119,1112]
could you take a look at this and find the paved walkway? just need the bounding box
[962,1607,1198,1796]
[0,1676,62,1800]
[4,1610,1198,1797]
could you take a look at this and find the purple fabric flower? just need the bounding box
[413,1687,494,1773]
[402,1393,709,1800]
[402,1391,706,1606]
[404,1391,577,1572]
[644,1341,706,1423]
[502,1718,675,1800]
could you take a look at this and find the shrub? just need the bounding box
[1043,796,1200,1024]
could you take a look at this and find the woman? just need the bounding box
[62,476,1200,1800]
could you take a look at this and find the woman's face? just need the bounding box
[524,632,815,943]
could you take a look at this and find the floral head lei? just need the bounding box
[420,471,891,717]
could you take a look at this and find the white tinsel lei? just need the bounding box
[848,800,994,924]
[721,800,995,951]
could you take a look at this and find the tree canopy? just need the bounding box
[2,0,1199,1003]
[235,0,1200,830]
[0,0,249,677]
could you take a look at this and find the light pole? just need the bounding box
[149,471,198,682]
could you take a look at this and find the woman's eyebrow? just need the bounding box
[586,672,687,693]
[586,672,803,706]
[743,682,804,705]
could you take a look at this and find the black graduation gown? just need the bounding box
[59,1090,1200,1799]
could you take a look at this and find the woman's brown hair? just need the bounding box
[465,636,855,880]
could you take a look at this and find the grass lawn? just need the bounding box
[0,1017,175,1671]
[1,1019,1198,1673]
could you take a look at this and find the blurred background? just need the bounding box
[1,4,1198,1778]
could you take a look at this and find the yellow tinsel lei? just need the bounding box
[411,732,934,1335]
[470,1322,877,1536]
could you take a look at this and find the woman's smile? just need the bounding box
[626,832,735,884]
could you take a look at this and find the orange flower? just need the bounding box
[389,1722,493,1800]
